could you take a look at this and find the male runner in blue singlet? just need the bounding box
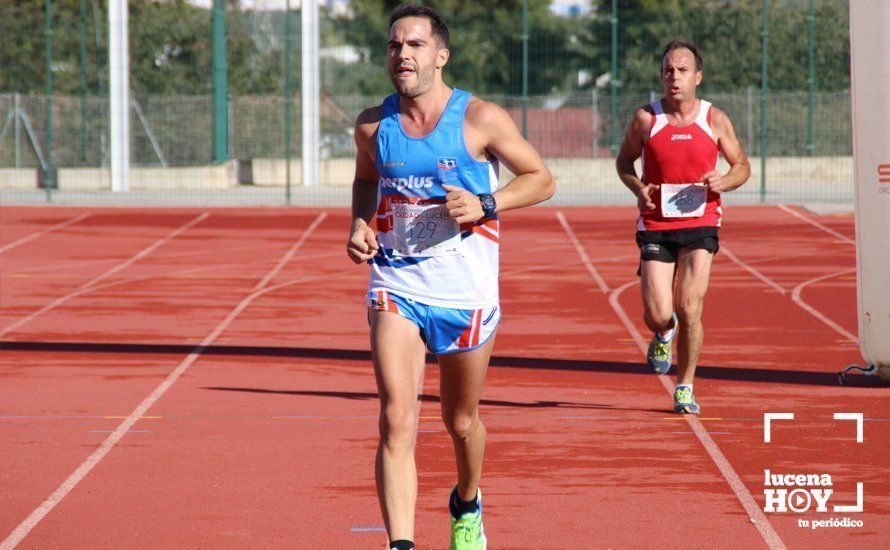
[346,5,554,549]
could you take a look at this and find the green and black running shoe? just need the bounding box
[673,385,701,415]
[647,314,677,374]
[449,487,486,550]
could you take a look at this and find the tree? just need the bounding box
[333,0,587,96]
[0,0,851,97]
[586,0,850,93]
[0,0,287,96]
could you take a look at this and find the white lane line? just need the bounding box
[252,213,327,291]
[351,526,387,533]
[0,212,326,550]
[721,246,787,295]
[608,281,787,550]
[555,211,610,293]
[0,214,90,255]
[0,249,348,310]
[721,246,857,342]
[791,269,858,342]
[0,213,209,338]
[558,213,787,550]
[777,204,855,246]
[608,279,646,350]
[2,242,333,277]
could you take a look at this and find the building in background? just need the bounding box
[549,0,592,17]
[186,0,349,16]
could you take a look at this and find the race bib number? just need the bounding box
[391,201,461,257]
[661,183,707,218]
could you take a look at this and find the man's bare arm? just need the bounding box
[701,108,751,193]
[347,108,381,264]
[443,100,555,224]
[616,108,656,211]
[478,101,555,212]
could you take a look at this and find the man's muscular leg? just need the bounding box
[438,336,496,503]
[674,248,713,385]
[371,310,427,542]
[641,260,677,337]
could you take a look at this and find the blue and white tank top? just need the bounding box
[369,88,500,309]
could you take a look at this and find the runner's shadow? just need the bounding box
[201,387,656,411]
[0,340,870,387]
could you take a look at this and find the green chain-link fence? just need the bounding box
[0,0,853,205]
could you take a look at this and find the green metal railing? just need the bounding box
[0,0,853,206]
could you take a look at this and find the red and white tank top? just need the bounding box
[639,99,721,231]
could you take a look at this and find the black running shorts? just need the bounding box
[636,226,719,263]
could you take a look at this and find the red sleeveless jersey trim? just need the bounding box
[639,99,722,231]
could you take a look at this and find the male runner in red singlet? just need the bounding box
[616,40,750,414]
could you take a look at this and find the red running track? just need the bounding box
[0,205,886,549]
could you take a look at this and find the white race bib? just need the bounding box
[661,183,707,218]
[391,201,461,257]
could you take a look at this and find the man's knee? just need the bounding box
[676,297,704,325]
[380,404,418,448]
[644,307,674,329]
[442,410,478,441]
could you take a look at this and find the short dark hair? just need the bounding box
[389,4,450,49]
[662,40,702,71]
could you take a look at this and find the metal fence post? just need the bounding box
[610,0,618,156]
[284,0,293,205]
[747,85,754,154]
[807,0,815,156]
[45,0,54,200]
[79,0,89,165]
[760,0,769,203]
[212,0,229,164]
[592,88,598,159]
[521,0,529,139]
[14,93,21,168]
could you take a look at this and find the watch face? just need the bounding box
[480,194,495,215]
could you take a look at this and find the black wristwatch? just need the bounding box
[477,193,497,218]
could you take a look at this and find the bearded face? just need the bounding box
[387,17,447,99]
